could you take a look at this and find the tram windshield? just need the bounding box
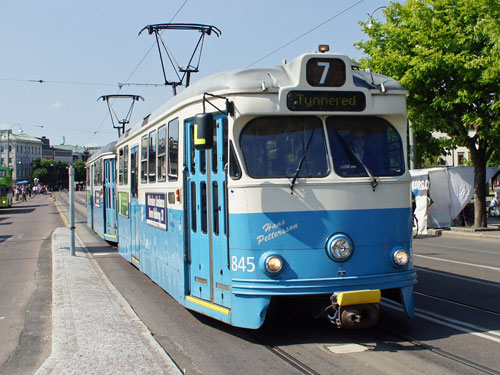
[239,115,404,179]
[327,116,404,177]
[240,116,329,178]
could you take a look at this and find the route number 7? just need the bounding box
[317,62,330,85]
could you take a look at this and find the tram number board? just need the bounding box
[287,91,366,112]
[306,58,346,87]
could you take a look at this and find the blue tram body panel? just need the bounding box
[93,203,105,239]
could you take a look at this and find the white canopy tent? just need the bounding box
[410,167,500,234]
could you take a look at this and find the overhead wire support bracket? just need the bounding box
[98,94,144,137]
[138,23,221,96]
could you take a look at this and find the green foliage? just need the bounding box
[31,158,69,188]
[356,0,500,160]
[356,0,500,226]
[73,160,86,182]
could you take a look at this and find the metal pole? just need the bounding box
[409,121,417,170]
[69,164,76,256]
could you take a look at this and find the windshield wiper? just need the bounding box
[334,131,378,191]
[290,130,316,194]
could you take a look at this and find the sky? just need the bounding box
[0,0,393,148]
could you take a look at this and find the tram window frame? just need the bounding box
[229,141,241,180]
[140,135,148,183]
[168,118,179,181]
[148,130,157,183]
[157,125,167,182]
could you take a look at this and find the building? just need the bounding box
[41,136,94,163]
[0,129,43,181]
[433,131,471,166]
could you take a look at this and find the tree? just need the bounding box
[31,158,69,188]
[356,0,500,227]
[73,160,86,182]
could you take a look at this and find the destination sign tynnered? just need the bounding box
[287,90,366,112]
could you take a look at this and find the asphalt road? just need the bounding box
[3,191,500,375]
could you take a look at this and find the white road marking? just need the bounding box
[382,300,500,344]
[326,343,370,354]
[416,268,499,287]
[417,242,499,255]
[414,254,500,272]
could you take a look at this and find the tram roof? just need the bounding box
[86,141,116,164]
[120,53,405,143]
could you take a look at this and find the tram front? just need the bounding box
[196,49,416,329]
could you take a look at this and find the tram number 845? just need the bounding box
[231,256,256,273]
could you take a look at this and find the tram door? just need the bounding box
[130,146,140,264]
[103,158,118,239]
[185,114,231,308]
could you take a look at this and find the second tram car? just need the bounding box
[86,142,119,243]
[87,48,416,329]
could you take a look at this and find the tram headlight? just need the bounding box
[392,249,410,267]
[326,234,353,262]
[265,255,283,274]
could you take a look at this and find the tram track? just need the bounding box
[376,324,500,375]
[261,344,322,375]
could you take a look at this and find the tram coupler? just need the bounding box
[327,290,381,329]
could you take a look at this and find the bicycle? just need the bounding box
[412,214,418,238]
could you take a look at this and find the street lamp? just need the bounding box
[366,6,387,28]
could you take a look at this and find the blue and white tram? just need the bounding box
[86,142,119,243]
[100,48,416,329]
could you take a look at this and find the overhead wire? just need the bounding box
[85,0,190,145]
[246,0,367,68]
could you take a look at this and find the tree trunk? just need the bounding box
[473,159,488,228]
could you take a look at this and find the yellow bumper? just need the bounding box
[337,290,381,306]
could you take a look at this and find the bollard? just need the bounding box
[69,165,75,256]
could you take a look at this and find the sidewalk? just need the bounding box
[426,216,500,242]
[35,227,181,375]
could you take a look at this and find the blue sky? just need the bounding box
[0,0,392,147]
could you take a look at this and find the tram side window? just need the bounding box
[168,118,179,180]
[123,145,128,185]
[149,130,157,183]
[94,161,102,185]
[240,116,328,178]
[157,125,167,182]
[326,116,404,177]
[131,146,139,198]
[141,135,148,183]
[118,148,124,185]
